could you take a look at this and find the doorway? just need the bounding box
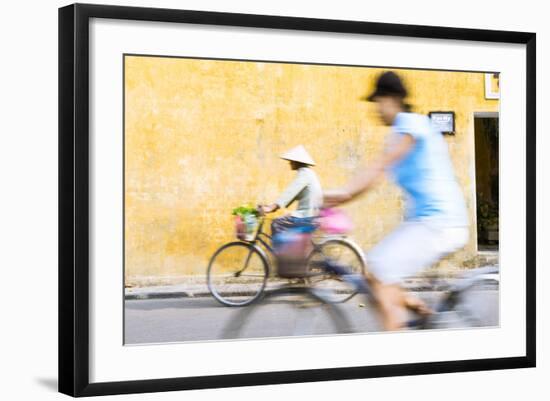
[474,114,499,250]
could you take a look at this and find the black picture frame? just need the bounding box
[59,3,536,397]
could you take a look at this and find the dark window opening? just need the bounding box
[475,116,499,250]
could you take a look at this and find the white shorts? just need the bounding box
[366,221,469,285]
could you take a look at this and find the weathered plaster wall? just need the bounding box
[124,56,499,282]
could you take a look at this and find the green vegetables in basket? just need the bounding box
[232,204,259,217]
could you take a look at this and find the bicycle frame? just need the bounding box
[252,218,274,253]
[229,218,274,279]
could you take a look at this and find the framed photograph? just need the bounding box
[59,3,536,397]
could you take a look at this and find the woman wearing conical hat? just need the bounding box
[258,145,323,235]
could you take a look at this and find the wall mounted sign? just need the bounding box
[429,111,456,134]
[485,72,500,99]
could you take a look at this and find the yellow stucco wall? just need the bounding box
[124,55,499,282]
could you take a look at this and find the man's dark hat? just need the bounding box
[362,71,408,101]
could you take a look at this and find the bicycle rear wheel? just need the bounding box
[306,238,366,303]
[425,274,500,329]
[207,242,269,306]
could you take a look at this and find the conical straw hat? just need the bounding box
[279,145,316,166]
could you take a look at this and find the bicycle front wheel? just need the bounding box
[221,287,353,339]
[307,238,366,303]
[207,242,269,306]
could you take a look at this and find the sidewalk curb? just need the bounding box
[125,291,212,300]
[125,278,500,301]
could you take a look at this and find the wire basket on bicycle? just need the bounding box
[232,204,260,242]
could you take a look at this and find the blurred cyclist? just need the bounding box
[324,71,469,331]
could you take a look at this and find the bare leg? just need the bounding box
[365,270,433,327]
[369,279,408,331]
[324,266,431,330]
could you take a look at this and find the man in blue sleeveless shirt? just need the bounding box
[324,71,469,330]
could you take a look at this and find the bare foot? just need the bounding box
[404,295,434,316]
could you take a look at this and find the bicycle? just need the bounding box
[206,214,366,307]
[316,257,500,330]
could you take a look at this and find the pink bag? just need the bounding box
[319,208,353,234]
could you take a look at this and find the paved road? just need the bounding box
[124,288,499,344]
